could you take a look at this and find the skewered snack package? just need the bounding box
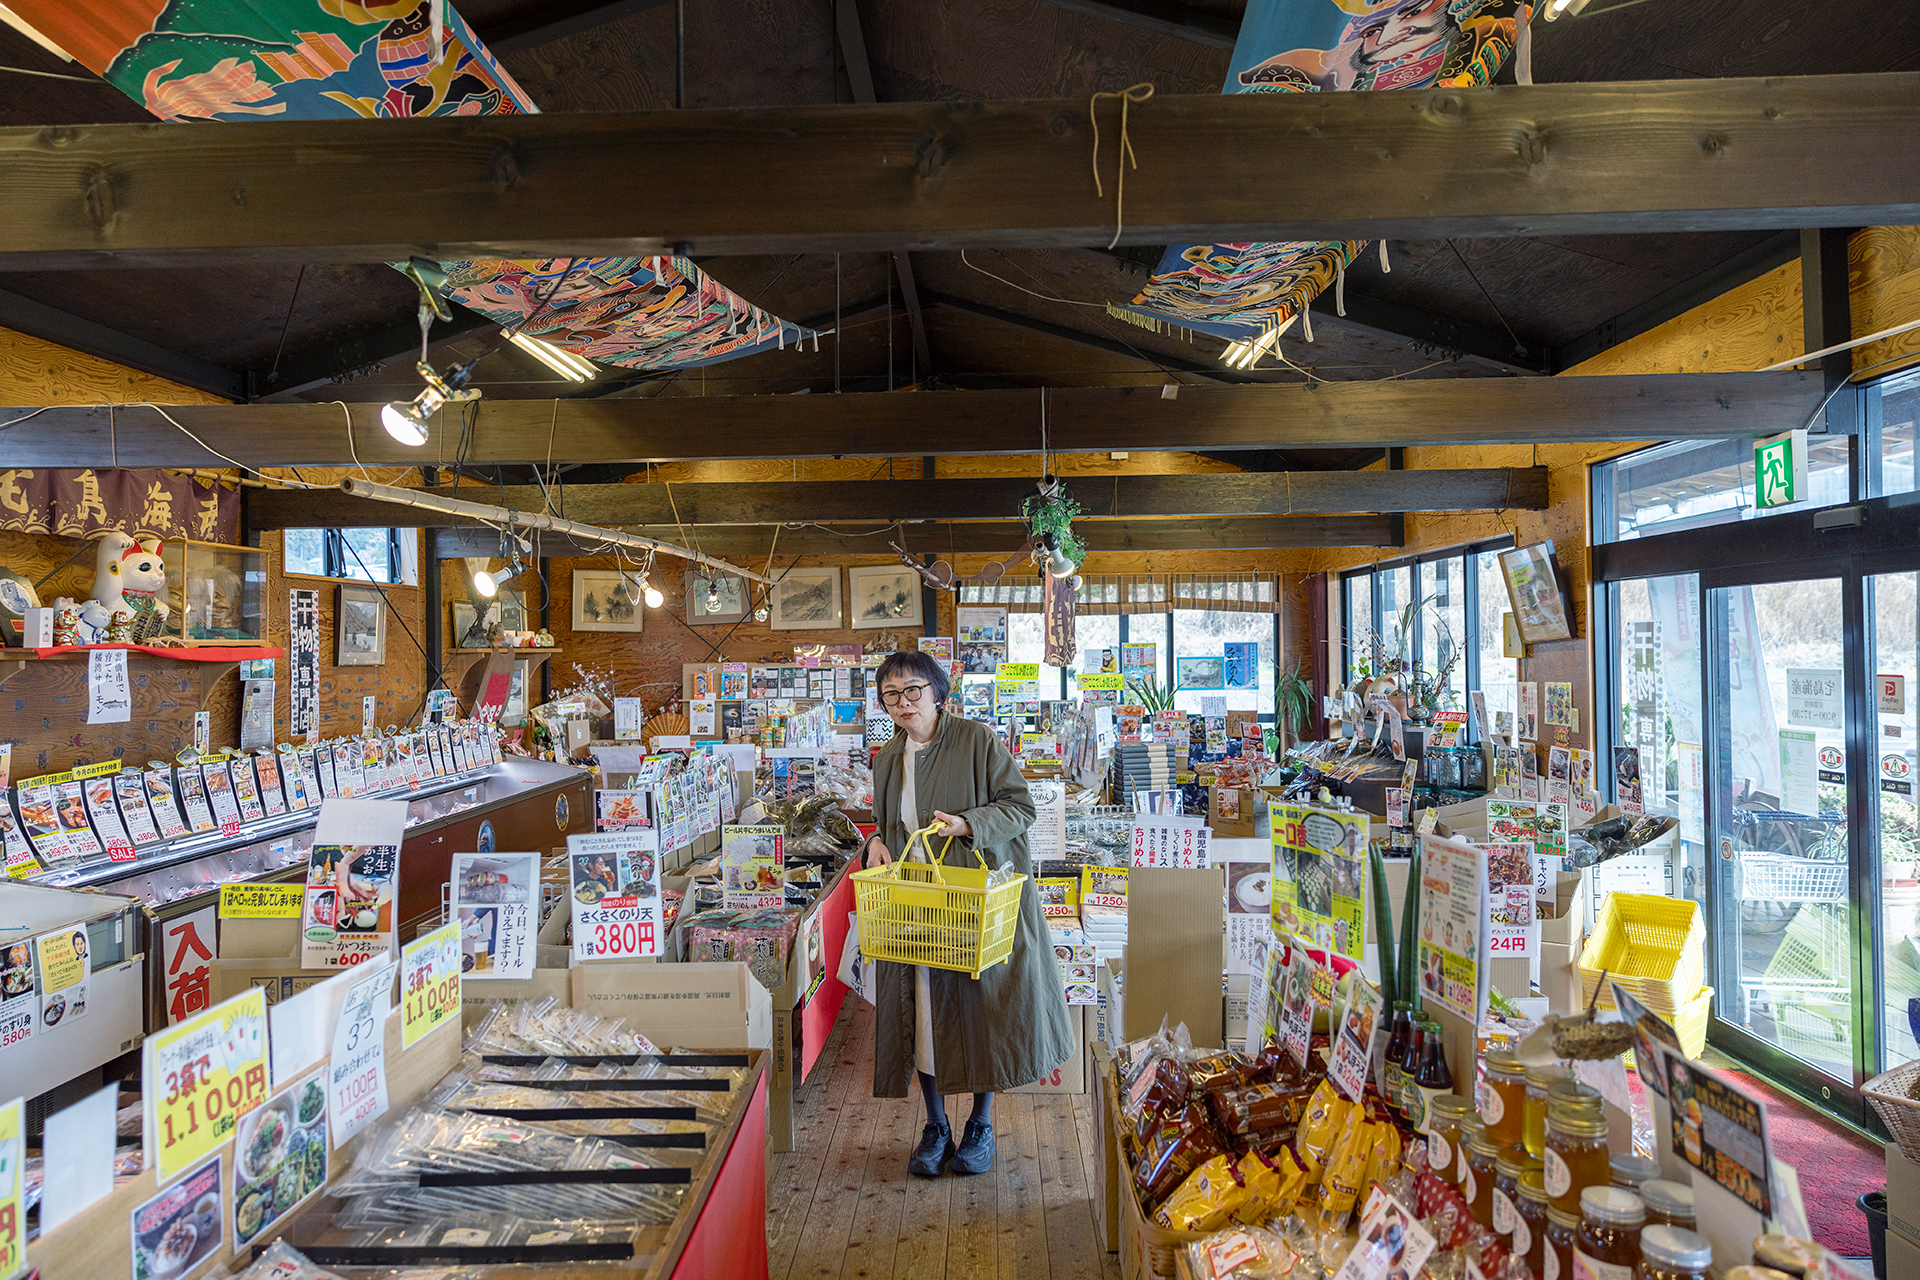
[1183,1224,1300,1279]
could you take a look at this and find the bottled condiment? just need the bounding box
[1494,1149,1545,1242]
[1638,1226,1714,1280]
[1426,1094,1472,1184]
[1609,1154,1661,1189]
[1518,1169,1552,1275]
[1639,1181,1696,1231]
[1573,1187,1646,1280]
[1464,1131,1503,1231]
[1545,1207,1583,1280]
[1397,1021,1427,1120]
[1384,1002,1413,1116]
[1525,1064,1577,1157]
[1413,1020,1454,1133]
[1545,1103,1612,1216]
[1483,1049,1529,1150]
[1752,1235,1823,1277]
[1548,1079,1605,1116]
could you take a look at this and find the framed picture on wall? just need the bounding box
[572,569,644,633]
[336,584,386,666]
[847,565,923,629]
[1497,542,1573,644]
[451,589,524,649]
[770,568,841,630]
[1175,655,1226,690]
[684,571,749,625]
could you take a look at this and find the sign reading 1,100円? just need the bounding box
[144,987,270,1184]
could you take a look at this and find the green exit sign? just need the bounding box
[1754,428,1808,509]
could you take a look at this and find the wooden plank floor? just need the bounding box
[769,998,1121,1280]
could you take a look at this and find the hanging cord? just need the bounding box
[266,264,306,385]
[1089,83,1155,250]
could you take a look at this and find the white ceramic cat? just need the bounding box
[92,532,171,642]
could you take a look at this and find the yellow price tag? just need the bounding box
[145,988,269,1185]
[1079,673,1125,691]
[0,1096,21,1278]
[219,882,305,918]
[995,662,1040,681]
[400,922,462,1049]
[71,759,121,780]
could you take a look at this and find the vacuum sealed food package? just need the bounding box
[1183,1225,1299,1279]
[224,1241,351,1280]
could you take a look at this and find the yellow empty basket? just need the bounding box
[852,827,1026,978]
[1579,892,1705,1015]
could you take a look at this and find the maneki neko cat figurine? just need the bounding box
[93,532,171,643]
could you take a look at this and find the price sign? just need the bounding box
[401,923,461,1049]
[0,1096,20,1279]
[144,987,269,1185]
[1129,814,1211,868]
[328,961,391,1148]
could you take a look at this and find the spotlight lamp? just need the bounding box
[704,579,722,611]
[472,566,498,598]
[383,359,480,446]
[1022,476,1086,581]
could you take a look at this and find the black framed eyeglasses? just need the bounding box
[880,684,931,707]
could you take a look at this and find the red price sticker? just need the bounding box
[220,820,241,836]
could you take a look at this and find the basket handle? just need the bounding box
[905,823,987,876]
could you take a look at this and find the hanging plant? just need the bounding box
[1022,483,1086,572]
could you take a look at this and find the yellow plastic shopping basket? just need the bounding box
[852,823,1027,977]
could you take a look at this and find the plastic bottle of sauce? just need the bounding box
[1638,1226,1714,1280]
[1384,1002,1413,1117]
[1639,1181,1696,1231]
[1545,1207,1583,1280]
[1572,1186,1646,1280]
[1494,1149,1545,1243]
[1525,1064,1577,1157]
[1483,1048,1529,1151]
[1464,1130,1503,1230]
[1518,1168,1552,1275]
[1544,1103,1612,1216]
[1426,1094,1472,1184]
[1413,1019,1454,1134]
[1610,1154,1661,1190]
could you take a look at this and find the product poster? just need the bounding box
[1486,798,1569,862]
[0,941,35,1051]
[1614,745,1645,814]
[1517,683,1539,742]
[1416,835,1487,1026]
[1,803,38,879]
[1328,976,1382,1104]
[35,927,88,1030]
[1667,1056,1772,1216]
[1130,813,1213,869]
[1120,643,1157,678]
[1270,804,1366,958]
[289,588,321,738]
[328,959,393,1144]
[1610,981,1682,1099]
[232,1068,327,1250]
[1081,865,1129,908]
[567,830,665,962]
[401,922,462,1049]
[451,852,538,979]
[300,843,397,969]
[1544,681,1574,727]
[83,771,135,860]
[1224,641,1259,689]
[1481,840,1537,960]
[1028,778,1067,862]
[1278,941,1318,1071]
[1332,1188,1437,1280]
[595,789,652,832]
[1226,855,1275,977]
[131,1154,223,1280]
[144,987,269,1185]
[722,825,786,908]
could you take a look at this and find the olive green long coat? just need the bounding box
[867,712,1078,1098]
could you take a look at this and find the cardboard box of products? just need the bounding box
[1888,1143,1920,1247]
[1012,1005,1089,1095]
[572,958,772,1051]
[1091,1044,1121,1254]
[1123,867,1225,1049]
[1098,957,1125,1052]
[1891,1224,1920,1280]
[1207,787,1269,838]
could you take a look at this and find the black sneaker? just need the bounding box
[951,1118,995,1175]
[908,1121,955,1177]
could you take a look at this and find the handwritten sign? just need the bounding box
[144,987,269,1184]
[86,648,131,724]
[328,961,392,1147]
[568,831,665,962]
[219,883,304,918]
[1129,814,1212,868]
[401,923,461,1049]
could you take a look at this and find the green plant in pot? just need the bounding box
[1124,673,1182,714]
[1271,659,1312,753]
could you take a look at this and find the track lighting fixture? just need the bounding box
[1043,535,1077,580]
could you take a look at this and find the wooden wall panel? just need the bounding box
[0,324,230,406]
[1851,225,1920,377]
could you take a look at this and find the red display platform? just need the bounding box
[799,867,856,1082]
[28,643,284,661]
[671,1070,771,1280]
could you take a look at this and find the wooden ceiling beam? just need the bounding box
[246,467,1549,531]
[429,514,1401,559]
[0,373,1820,468]
[4,75,1918,267]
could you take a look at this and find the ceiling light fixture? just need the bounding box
[1022,476,1085,581]
[509,332,597,382]
[382,360,478,446]
[643,577,665,609]
[704,580,722,611]
[1542,0,1592,19]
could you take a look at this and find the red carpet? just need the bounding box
[1724,1069,1881,1258]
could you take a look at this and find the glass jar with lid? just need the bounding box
[1638,1225,1714,1280]
[1482,1049,1528,1150]
[1518,1169,1552,1275]
[1464,1130,1503,1230]
[1426,1094,1473,1184]
[1545,1207,1583,1280]
[1639,1180,1696,1230]
[1455,1119,1486,1185]
[1545,1103,1612,1216]
[1494,1149,1545,1242]
[1574,1187,1646,1280]
[1525,1064,1577,1157]
[1610,1154,1661,1190]
[1548,1079,1605,1115]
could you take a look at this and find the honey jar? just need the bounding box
[1548,1079,1604,1116]
[1455,1119,1485,1185]
[1609,1154,1660,1189]
[1573,1187,1646,1280]
[1494,1148,1545,1242]
[1518,1169,1552,1275]
[1427,1094,1473,1185]
[1545,1207,1583,1280]
[1525,1064,1577,1157]
[1545,1103,1612,1216]
[1483,1048,1528,1150]
[1640,1180,1696,1231]
[1464,1130,1503,1231]
[1638,1225,1714,1280]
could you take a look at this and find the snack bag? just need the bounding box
[1293,1079,1350,1183]
[1154,1153,1251,1233]
[1363,1121,1403,1194]
[1183,1224,1298,1279]
[1316,1110,1375,1230]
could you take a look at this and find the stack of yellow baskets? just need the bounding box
[1577,892,1713,1057]
[852,825,1026,979]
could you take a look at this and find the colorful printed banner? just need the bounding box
[0,467,238,543]
[14,0,812,372]
[1119,0,1526,341]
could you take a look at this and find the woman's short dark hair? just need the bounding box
[874,650,951,707]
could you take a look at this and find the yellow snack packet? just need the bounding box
[1293,1079,1348,1180]
[1315,1113,1375,1230]
[1252,1147,1309,1223]
[1231,1150,1280,1226]
[1152,1153,1250,1233]
[1363,1120,1402,1193]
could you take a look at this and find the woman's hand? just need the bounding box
[930,810,971,839]
[864,838,891,869]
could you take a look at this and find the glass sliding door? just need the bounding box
[1871,570,1920,1069]
[1604,575,1703,906]
[1706,576,1859,1096]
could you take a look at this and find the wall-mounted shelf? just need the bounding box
[0,644,285,694]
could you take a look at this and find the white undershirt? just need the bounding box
[901,737,935,1078]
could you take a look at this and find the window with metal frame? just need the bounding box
[1339,537,1514,728]
[284,527,404,584]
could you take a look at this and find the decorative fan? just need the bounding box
[642,712,689,748]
